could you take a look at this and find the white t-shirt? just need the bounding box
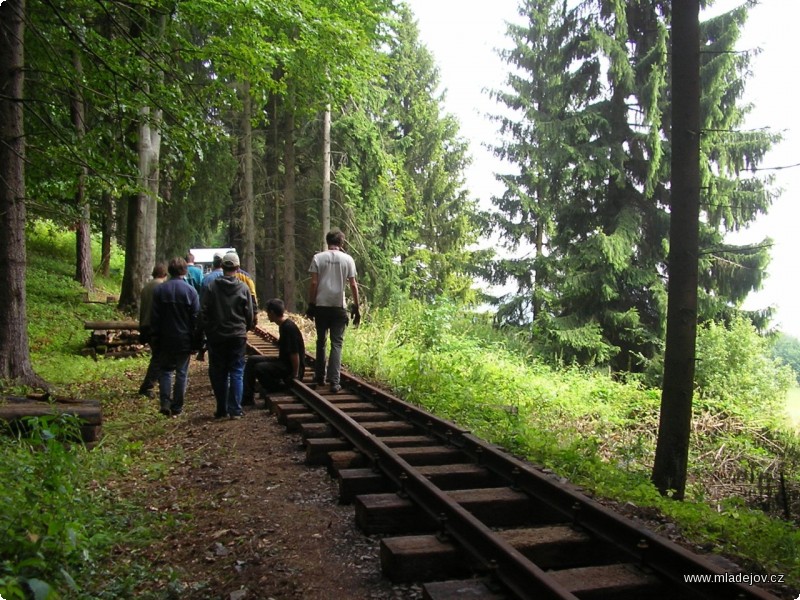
[309,249,357,308]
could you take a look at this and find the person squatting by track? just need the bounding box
[242,298,305,406]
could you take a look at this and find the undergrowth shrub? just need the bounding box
[694,316,794,425]
[0,416,137,599]
[0,222,165,597]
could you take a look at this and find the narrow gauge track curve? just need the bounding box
[248,326,782,600]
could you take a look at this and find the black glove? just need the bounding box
[191,328,204,352]
[305,303,316,320]
[351,304,361,327]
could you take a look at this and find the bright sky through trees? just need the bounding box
[405,0,800,338]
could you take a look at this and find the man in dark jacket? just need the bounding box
[150,257,200,416]
[201,251,256,419]
[137,262,168,398]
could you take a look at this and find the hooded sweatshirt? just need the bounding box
[201,275,255,344]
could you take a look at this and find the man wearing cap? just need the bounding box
[201,251,256,419]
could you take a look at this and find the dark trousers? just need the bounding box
[314,306,348,386]
[157,351,191,415]
[139,326,159,394]
[139,350,161,394]
[207,337,247,417]
[242,355,290,404]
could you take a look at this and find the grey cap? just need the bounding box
[221,251,240,268]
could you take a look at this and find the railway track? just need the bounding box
[248,326,783,600]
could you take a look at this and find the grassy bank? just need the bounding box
[343,302,800,592]
[786,387,800,428]
[1,223,173,598]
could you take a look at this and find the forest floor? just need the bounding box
[113,358,420,600]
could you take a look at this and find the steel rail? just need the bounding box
[291,379,579,600]
[459,433,780,600]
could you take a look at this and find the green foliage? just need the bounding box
[380,6,483,303]
[20,0,477,313]
[0,410,169,598]
[344,300,800,588]
[694,316,794,425]
[0,224,174,597]
[26,223,124,367]
[157,139,239,259]
[488,0,778,372]
[0,416,100,598]
[309,5,483,308]
[772,333,800,384]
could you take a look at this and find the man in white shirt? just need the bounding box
[306,230,360,393]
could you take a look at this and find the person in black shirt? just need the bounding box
[242,298,305,406]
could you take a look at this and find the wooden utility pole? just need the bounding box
[322,105,331,249]
[652,0,701,499]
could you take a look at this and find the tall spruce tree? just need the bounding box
[488,0,589,327]
[0,0,47,388]
[652,0,701,500]
[490,0,777,371]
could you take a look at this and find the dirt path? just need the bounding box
[127,360,418,600]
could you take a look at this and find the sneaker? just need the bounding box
[229,414,243,420]
[159,408,171,417]
[139,389,155,399]
[330,384,342,394]
[213,412,227,419]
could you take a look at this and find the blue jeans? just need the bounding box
[208,337,247,417]
[157,351,191,415]
[314,307,348,386]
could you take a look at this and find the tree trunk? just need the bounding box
[117,11,164,314]
[322,105,331,250]
[652,0,701,500]
[119,104,160,313]
[241,83,257,279]
[260,93,282,301]
[100,190,114,277]
[0,0,47,389]
[283,104,297,311]
[71,49,93,290]
[119,190,148,312]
